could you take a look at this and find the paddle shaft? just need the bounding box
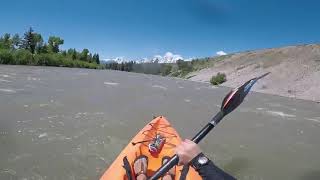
[148,111,224,180]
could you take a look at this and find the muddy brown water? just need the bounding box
[1,65,320,180]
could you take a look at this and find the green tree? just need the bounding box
[0,33,12,49]
[177,60,187,70]
[0,49,14,64]
[120,62,125,71]
[14,49,34,65]
[21,27,38,53]
[0,29,101,69]
[34,33,44,54]
[61,50,67,56]
[72,49,77,60]
[38,43,49,54]
[93,53,100,64]
[107,62,119,70]
[88,53,93,62]
[48,36,64,53]
[67,48,73,56]
[80,48,89,61]
[160,64,172,76]
[176,59,192,76]
[12,34,21,49]
[67,48,77,60]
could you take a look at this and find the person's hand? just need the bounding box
[175,139,202,165]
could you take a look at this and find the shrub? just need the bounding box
[170,71,181,77]
[14,50,34,65]
[160,64,172,76]
[63,59,74,67]
[35,54,55,66]
[180,70,191,77]
[176,60,193,73]
[210,72,226,85]
[0,49,14,64]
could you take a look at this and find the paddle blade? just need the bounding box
[221,72,270,115]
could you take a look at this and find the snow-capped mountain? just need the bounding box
[103,50,226,64]
[103,57,127,63]
[150,52,183,63]
[103,51,195,64]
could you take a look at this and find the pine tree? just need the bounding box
[21,27,37,53]
[95,54,100,64]
[92,53,100,64]
[34,33,44,54]
[72,49,77,60]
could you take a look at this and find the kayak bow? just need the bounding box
[100,116,201,180]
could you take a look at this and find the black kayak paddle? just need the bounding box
[149,72,270,180]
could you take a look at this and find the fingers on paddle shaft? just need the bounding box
[175,139,202,165]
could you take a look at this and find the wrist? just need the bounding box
[190,152,209,170]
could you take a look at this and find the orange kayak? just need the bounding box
[100,116,201,180]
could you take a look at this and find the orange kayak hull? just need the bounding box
[100,116,201,180]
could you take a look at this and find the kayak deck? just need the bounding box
[100,116,201,180]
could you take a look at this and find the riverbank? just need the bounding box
[189,44,320,102]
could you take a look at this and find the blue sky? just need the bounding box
[1,0,320,60]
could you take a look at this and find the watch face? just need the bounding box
[198,156,209,165]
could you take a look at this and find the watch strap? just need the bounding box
[190,152,208,170]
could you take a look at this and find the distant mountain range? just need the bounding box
[102,52,194,64]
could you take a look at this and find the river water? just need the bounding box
[0,65,320,180]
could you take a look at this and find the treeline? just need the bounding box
[105,60,190,76]
[105,61,166,75]
[105,61,135,72]
[0,27,102,69]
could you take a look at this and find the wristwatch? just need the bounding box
[190,153,209,170]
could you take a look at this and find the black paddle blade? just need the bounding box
[221,72,270,115]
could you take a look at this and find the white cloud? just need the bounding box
[216,51,227,56]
